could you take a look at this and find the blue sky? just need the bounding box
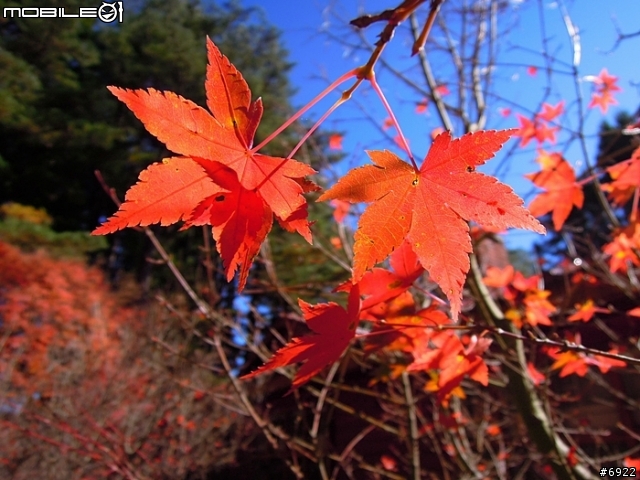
[243,0,639,253]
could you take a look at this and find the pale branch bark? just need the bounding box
[468,253,599,480]
[409,13,455,133]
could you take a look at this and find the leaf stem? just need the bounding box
[253,69,358,154]
[369,75,418,169]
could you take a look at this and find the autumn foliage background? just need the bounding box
[1,1,640,479]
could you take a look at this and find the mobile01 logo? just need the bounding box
[3,2,124,23]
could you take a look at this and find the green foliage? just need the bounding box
[0,217,107,258]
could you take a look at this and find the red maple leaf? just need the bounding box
[382,117,394,130]
[329,133,343,150]
[330,199,350,224]
[625,457,640,469]
[527,362,546,386]
[588,68,622,113]
[435,84,450,96]
[93,39,317,288]
[589,92,618,113]
[355,240,424,312]
[537,101,564,122]
[525,150,584,230]
[415,98,429,113]
[593,68,622,92]
[241,285,360,390]
[319,130,544,319]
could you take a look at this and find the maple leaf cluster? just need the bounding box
[588,68,622,113]
[603,221,640,273]
[514,101,564,147]
[525,138,639,233]
[546,334,625,378]
[483,265,556,328]
[94,39,546,393]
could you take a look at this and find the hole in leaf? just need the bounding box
[215,195,225,202]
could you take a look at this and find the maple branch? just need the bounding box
[211,330,305,479]
[349,0,426,80]
[409,14,455,133]
[329,425,375,480]
[607,19,640,53]
[310,359,341,468]
[305,385,401,436]
[411,0,445,55]
[483,327,640,366]
[402,372,421,480]
[260,239,301,314]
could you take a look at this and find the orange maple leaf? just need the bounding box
[567,299,608,323]
[603,222,640,273]
[547,345,626,377]
[482,265,515,288]
[525,151,584,230]
[523,289,555,326]
[93,39,317,289]
[241,286,360,390]
[602,146,640,206]
[514,114,559,147]
[319,130,544,319]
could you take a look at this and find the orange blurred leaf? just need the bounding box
[525,151,584,230]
